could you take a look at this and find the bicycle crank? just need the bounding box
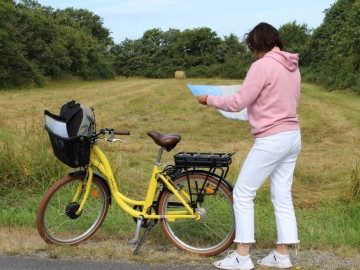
[132,205,158,227]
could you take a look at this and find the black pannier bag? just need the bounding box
[59,100,96,137]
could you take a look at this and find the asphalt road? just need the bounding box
[0,255,213,270]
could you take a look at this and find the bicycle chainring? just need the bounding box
[132,205,158,228]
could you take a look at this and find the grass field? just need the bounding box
[0,77,359,264]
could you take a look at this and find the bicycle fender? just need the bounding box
[68,170,112,204]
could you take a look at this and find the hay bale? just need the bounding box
[175,70,186,79]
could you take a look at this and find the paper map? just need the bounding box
[187,84,248,121]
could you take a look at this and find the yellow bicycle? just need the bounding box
[36,112,236,256]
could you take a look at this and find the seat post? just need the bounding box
[155,147,165,166]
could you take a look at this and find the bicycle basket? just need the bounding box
[44,110,91,168]
[45,125,91,168]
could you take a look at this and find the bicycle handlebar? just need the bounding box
[93,128,130,140]
[113,130,130,136]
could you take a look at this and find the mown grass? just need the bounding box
[0,78,359,260]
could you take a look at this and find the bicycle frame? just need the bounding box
[75,144,197,221]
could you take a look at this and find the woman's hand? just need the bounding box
[197,95,208,105]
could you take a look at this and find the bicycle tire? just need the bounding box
[158,172,235,256]
[36,174,110,245]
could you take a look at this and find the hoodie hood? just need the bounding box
[265,51,299,72]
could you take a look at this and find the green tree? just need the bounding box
[218,34,250,79]
[16,0,72,80]
[111,39,143,77]
[139,28,167,77]
[304,0,360,92]
[158,28,185,74]
[279,21,312,65]
[182,27,222,67]
[0,0,44,87]
[54,8,113,46]
[53,7,115,80]
[0,0,115,89]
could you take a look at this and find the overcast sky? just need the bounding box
[36,0,335,43]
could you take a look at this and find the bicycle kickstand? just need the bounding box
[133,219,156,255]
[128,216,143,245]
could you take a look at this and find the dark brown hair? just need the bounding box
[245,22,283,53]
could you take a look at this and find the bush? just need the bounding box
[0,123,65,192]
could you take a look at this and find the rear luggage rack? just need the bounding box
[168,151,236,194]
[174,152,235,168]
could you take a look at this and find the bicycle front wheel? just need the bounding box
[36,173,110,245]
[158,173,235,256]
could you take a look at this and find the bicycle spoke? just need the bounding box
[159,173,235,256]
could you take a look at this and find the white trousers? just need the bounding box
[233,130,301,244]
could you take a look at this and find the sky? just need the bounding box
[36,0,336,44]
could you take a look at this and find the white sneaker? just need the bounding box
[257,250,293,269]
[213,250,255,270]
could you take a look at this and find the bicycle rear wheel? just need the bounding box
[158,172,235,256]
[36,173,110,245]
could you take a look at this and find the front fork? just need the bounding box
[73,167,94,216]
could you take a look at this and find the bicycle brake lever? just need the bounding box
[105,138,126,143]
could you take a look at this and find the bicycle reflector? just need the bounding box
[92,189,99,198]
[205,186,215,194]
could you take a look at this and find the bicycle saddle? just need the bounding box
[147,130,181,151]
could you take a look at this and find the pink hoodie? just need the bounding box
[207,50,301,138]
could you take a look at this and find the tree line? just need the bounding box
[0,0,115,88]
[0,0,359,93]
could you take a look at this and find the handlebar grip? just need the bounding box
[114,130,130,135]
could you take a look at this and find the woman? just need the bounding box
[197,22,301,270]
